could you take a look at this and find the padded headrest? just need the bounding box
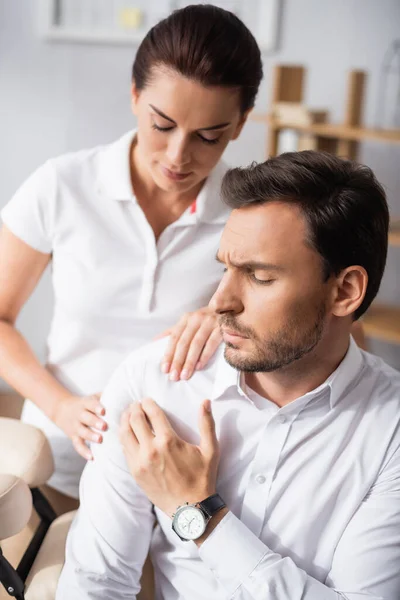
[0,473,32,540]
[0,418,54,486]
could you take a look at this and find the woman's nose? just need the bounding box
[166,134,191,167]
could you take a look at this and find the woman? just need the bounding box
[0,5,263,505]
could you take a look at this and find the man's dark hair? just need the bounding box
[221,151,389,320]
[132,4,263,113]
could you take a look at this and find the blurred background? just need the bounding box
[0,0,399,392]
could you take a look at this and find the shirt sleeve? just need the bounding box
[56,358,155,600]
[199,448,400,600]
[1,161,57,253]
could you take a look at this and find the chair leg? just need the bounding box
[0,547,25,600]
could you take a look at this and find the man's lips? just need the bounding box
[221,328,248,341]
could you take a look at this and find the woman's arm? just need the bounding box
[0,226,107,459]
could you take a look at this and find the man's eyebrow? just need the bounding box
[149,104,231,131]
[215,254,284,271]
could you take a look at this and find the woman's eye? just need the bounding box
[152,123,174,132]
[197,134,221,145]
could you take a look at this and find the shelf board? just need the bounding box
[42,27,141,45]
[389,219,400,246]
[363,304,400,344]
[250,114,400,145]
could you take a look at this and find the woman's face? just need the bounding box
[131,67,248,194]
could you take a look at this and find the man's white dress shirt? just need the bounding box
[57,336,400,599]
[1,131,229,497]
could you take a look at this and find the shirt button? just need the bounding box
[276,415,287,425]
[255,474,266,484]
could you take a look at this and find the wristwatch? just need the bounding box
[172,493,226,541]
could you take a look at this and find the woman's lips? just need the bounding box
[161,165,192,181]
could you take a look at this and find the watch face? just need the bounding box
[173,506,207,540]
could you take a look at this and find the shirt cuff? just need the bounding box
[199,511,267,596]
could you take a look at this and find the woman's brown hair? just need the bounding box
[132,4,263,113]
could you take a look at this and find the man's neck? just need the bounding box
[244,333,351,408]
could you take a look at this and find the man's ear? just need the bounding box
[331,266,368,318]
[131,81,140,116]
[232,109,251,140]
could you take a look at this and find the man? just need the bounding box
[57,151,400,600]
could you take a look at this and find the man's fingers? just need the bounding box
[129,402,155,446]
[119,407,139,454]
[141,397,175,437]
[199,400,218,457]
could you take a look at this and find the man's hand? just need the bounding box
[119,397,219,517]
[156,307,222,381]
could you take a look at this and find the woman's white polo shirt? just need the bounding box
[1,130,230,497]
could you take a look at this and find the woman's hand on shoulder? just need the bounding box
[157,306,222,381]
[54,393,108,460]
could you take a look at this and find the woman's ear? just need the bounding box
[131,81,140,116]
[331,266,368,318]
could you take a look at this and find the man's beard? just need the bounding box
[221,303,326,373]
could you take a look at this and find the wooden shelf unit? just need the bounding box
[389,219,400,246]
[363,305,400,345]
[255,65,400,346]
[250,115,400,146]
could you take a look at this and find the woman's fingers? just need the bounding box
[72,435,93,461]
[80,404,108,432]
[178,324,215,380]
[77,422,103,444]
[192,327,222,372]
[167,321,202,380]
[154,328,173,341]
[161,315,188,374]
[72,395,108,458]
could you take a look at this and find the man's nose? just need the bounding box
[209,275,243,315]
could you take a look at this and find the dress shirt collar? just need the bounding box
[96,129,230,225]
[211,335,364,411]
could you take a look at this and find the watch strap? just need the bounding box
[198,493,226,518]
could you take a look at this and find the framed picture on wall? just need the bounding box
[38,0,280,53]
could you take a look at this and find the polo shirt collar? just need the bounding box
[211,335,365,410]
[97,130,137,202]
[96,129,231,225]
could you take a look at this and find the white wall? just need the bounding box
[0,0,399,389]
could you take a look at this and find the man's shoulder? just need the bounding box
[121,337,224,388]
[103,338,224,434]
[121,337,170,378]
